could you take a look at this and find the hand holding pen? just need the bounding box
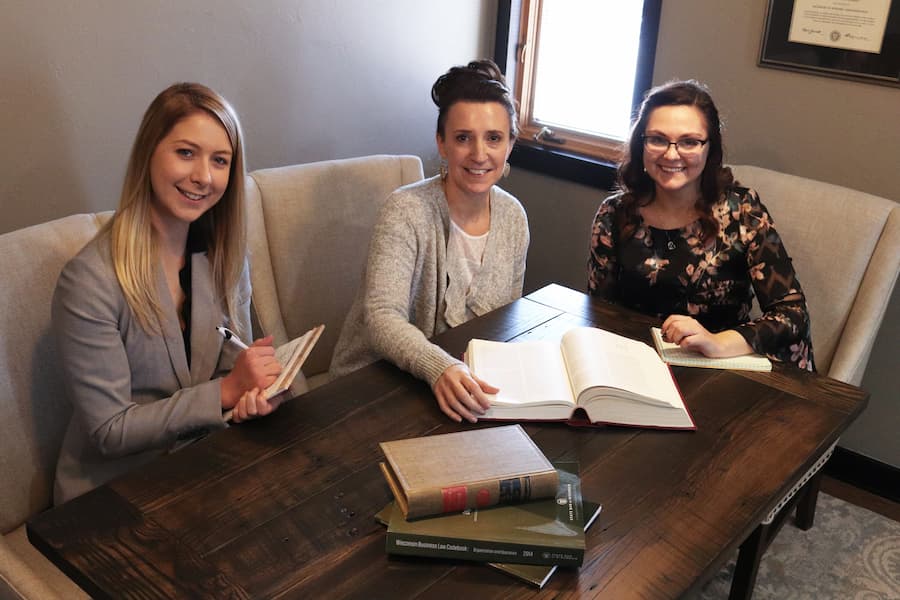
[216,326,281,410]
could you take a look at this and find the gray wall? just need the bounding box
[504,0,899,467]
[0,0,497,234]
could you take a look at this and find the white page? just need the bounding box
[560,327,679,408]
[468,339,575,406]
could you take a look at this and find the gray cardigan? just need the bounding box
[330,175,529,385]
[52,231,250,503]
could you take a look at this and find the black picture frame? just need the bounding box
[759,0,900,87]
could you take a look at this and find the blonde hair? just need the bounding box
[105,82,247,335]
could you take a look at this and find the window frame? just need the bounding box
[495,0,662,188]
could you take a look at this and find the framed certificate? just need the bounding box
[760,0,900,87]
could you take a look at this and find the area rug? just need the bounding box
[691,492,900,599]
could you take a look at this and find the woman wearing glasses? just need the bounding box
[588,80,814,370]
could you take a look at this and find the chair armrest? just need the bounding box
[0,535,64,600]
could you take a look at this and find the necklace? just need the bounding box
[652,227,677,252]
[665,230,677,251]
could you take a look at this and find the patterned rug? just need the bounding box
[690,493,900,599]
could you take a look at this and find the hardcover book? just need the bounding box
[485,499,601,588]
[466,326,695,430]
[650,327,772,371]
[379,425,558,520]
[383,462,589,567]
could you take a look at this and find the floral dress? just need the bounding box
[588,187,815,371]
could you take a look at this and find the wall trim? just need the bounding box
[826,446,900,503]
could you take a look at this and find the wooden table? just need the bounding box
[27,284,867,599]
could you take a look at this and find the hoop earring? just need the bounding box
[502,162,511,178]
[439,161,448,181]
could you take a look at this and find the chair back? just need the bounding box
[731,165,899,384]
[0,212,112,533]
[245,155,424,382]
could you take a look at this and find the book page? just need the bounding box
[467,339,575,406]
[560,327,679,408]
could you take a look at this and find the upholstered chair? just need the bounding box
[245,154,424,391]
[726,165,899,600]
[0,213,113,599]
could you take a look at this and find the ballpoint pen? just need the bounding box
[216,325,249,350]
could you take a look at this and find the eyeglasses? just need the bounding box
[642,135,709,155]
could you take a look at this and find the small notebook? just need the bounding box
[650,327,772,372]
[224,324,324,421]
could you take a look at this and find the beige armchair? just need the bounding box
[0,213,113,600]
[726,165,899,600]
[733,165,899,385]
[245,154,424,390]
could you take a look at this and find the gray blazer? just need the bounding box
[52,231,250,504]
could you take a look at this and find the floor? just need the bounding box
[822,474,900,522]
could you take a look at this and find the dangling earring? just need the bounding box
[439,161,448,181]
[502,162,511,178]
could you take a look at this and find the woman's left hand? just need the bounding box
[661,315,753,358]
[231,387,287,423]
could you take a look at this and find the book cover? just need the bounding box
[375,499,602,588]
[379,425,559,520]
[485,500,601,588]
[650,327,772,371]
[466,326,696,430]
[384,462,587,567]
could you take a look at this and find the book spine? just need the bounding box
[407,470,559,519]
[385,532,584,567]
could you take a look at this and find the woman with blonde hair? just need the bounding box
[53,83,283,504]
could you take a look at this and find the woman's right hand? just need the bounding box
[432,364,498,423]
[231,387,288,423]
[220,335,281,410]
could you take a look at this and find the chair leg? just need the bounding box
[795,470,823,531]
[729,524,767,600]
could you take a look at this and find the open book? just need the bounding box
[650,327,772,371]
[466,326,695,430]
[224,324,324,421]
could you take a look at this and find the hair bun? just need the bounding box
[431,59,510,108]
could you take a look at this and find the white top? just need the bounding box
[444,219,489,327]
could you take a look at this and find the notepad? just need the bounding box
[650,327,772,371]
[223,324,324,421]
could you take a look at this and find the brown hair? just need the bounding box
[616,80,733,243]
[431,59,518,139]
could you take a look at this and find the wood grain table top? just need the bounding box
[27,284,867,599]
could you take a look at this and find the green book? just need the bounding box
[383,462,589,567]
[375,499,601,588]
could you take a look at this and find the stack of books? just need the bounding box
[377,425,601,588]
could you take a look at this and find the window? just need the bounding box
[496,0,662,170]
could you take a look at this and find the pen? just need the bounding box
[216,325,249,350]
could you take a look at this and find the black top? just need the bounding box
[589,186,815,371]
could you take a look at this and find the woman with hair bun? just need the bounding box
[331,59,529,423]
[588,80,814,370]
[53,83,286,504]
